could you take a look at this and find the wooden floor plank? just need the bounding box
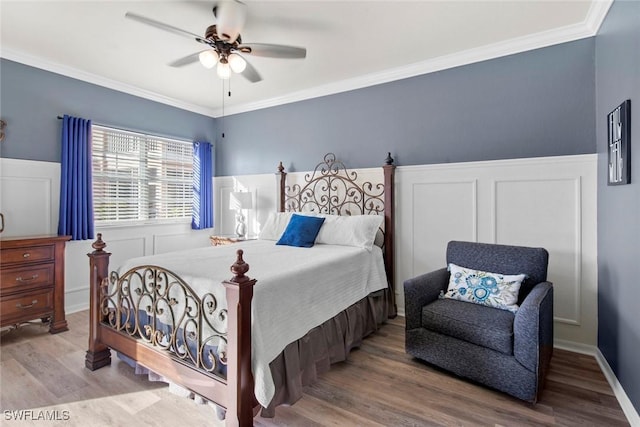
[0,311,630,426]
[0,358,58,410]
[3,341,88,398]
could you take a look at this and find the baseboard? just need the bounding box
[553,338,598,355]
[555,339,639,426]
[594,348,640,427]
[66,302,90,315]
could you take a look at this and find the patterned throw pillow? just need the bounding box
[442,263,526,313]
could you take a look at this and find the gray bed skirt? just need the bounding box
[118,288,389,419]
[262,288,389,417]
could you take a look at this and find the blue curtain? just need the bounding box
[58,115,94,240]
[192,141,214,229]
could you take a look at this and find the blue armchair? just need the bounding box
[404,241,553,402]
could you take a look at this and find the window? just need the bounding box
[91,125,193,225]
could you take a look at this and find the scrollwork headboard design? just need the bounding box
[279,153,384,215]
[275,152,397,317]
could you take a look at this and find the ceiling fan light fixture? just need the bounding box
[228,53,247,73]
[199,50,219,69]
[125,3,303,85]
[217,60,231,79]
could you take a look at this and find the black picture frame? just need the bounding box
[607,100,631,185]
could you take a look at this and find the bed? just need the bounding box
[85,152,397,426]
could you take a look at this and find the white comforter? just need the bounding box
[116,239,388,407]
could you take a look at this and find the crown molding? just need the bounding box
[0,48,219,118]
[2,0,612,119]
[220,0,613,117]
[584,0,615,34]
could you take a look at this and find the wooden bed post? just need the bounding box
[223,249,257,427]
[383,153,397,318]
[85,233,112,370]
[276,161,287,212]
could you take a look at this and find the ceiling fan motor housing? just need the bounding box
[205,24,241,45]
[212,0,247,43]
[204,24,250,58]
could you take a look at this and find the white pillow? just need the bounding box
[443,263,526,313]
[258,212,293,241]
[315,214,384,250]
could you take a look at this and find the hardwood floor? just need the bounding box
[0,311,629,426]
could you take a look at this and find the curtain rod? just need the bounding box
[55,115,193,144]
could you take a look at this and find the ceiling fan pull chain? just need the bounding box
[221,80,225,138]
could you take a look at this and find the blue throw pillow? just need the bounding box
[276,214,325,248]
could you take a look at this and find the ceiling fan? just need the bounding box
[125,0,307,83]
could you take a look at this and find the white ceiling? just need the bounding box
[0,1,611,118]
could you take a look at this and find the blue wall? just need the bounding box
[0,59,216,162]
[216,38,596,176]
[596,0,640,415]
[1,39,596,178]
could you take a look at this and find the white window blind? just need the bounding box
[92,125,193,225]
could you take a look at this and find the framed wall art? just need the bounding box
[607,99,631,185]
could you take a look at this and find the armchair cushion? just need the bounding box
[444,263,526,313]
[422,299,515,355]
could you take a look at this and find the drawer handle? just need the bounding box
[23,252,31,258]
[16,299,38,309]
[16,274,39,283]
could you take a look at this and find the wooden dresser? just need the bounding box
[0,235,71,333]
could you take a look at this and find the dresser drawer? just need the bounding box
[1,245,55,265]
[0,263,55,293]
[0,290,53,326]
[0,235,70,333]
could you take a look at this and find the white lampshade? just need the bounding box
[216,61,231,79]
[229,191,253,210]
[199,50,219,69]
[228,53,247,73]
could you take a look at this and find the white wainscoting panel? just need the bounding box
[0,159,59,237]
[1,156,598,347]
[411,181,478,276]
[493,178,582,325]
[395,154,597,346]
[153,229,213,255]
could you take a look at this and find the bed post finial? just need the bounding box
[229,249,250,282]
[385,152,394,165]
[92,233,106,252]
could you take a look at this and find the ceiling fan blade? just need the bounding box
[239,58,262,83]
[240,43,306,59]
[169,51,208,67]
[125,12,203,42]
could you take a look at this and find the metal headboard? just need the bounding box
[275,152,397,317]
[279,153,385,216]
